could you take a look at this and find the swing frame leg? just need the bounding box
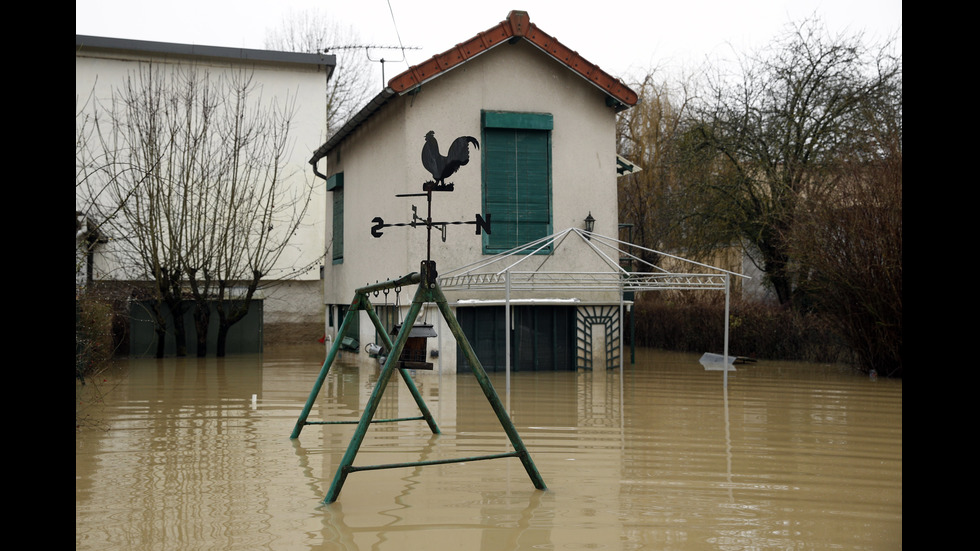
[290,295,359,440]
[323,295,426,503]
[290,273,439,439]
[321,269,545,504]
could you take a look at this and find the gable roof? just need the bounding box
[310,10,638,168]
[389,10,638,108]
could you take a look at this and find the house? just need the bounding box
[311,11,639,371]
[75,35,334,353]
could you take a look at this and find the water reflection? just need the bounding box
[76,346,901,550]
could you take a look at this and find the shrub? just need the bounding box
[631,292,851,365]
[75,288,118,383]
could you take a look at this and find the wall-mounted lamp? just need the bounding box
[584,212,595,239]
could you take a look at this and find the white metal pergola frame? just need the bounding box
[438,227,749,388]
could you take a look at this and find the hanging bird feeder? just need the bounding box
[389,322,437,370]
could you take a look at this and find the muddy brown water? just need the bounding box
[76,345,901,550]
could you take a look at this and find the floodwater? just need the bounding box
[76,346,902,550]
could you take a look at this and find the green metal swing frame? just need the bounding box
[291,261,546,504]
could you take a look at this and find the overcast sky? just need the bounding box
[76,0,901,84]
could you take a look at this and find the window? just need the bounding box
[328,173,344,264]
[481,111,553,254]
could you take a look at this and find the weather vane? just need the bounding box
[294,129,545,504]
[370,130,490,276]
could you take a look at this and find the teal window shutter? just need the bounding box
[482,112,552,254]
[483,111,553,131]
[326,173,344,191]
[332,178,344,264]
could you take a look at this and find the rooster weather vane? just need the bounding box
[371,130,490,268]
[421,131,480,191]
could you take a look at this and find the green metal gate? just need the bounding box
[456,305,575,372]
[128,299,263,356]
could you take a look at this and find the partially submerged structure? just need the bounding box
[439,227,746,374]
[76,35,334,353]
[311,10,642,370]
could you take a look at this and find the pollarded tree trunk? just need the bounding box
[193,304,210,357]
[150,300,168,359]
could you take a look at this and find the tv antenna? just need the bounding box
[323,45,422,86]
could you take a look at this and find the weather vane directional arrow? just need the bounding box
[370,212,491,240]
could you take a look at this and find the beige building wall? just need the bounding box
[321,41,625,366]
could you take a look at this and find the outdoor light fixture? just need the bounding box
[584,212,595,238]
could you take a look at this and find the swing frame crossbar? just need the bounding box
[291,262,546,504]
[303,415,427,426]
[347,451,522,473]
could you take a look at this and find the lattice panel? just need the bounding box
[575,305,620,370]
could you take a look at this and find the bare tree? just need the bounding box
[87,65,203,356]
[791,83,902,376]
[82,63,315,357]
[688,19,901,306]
[204,71,313,357]
[77,85,128,283]
[617,70,737,268]
[265,9,375,134]
[617,73,683,267]
[77,90,102,282]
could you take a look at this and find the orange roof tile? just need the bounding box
[387,10,638,108]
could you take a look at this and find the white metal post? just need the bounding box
[505,270,512,408]
[724,274,730,389]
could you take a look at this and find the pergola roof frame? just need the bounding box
[438,227,749,392]
[439,227,746,294]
